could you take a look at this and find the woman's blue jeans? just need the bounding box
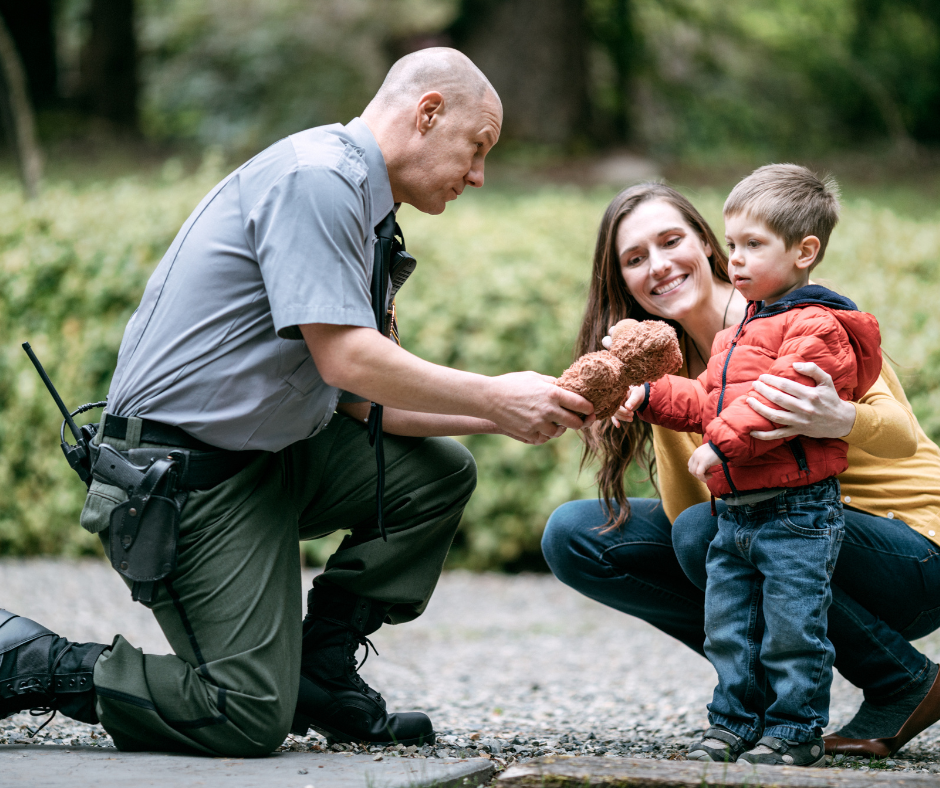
[542,496,940,703]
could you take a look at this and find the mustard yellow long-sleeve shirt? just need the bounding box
[654,359,940,546]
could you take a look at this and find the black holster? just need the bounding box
[92,444,189,603]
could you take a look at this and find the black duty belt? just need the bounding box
[103,415,219,452]
[100,416,261,491]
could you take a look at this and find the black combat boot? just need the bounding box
[291,585,434,746]
[0,609,108,734]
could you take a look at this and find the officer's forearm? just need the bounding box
[338,401,500,437]
[302,323,593,444]
[302,323,497,418]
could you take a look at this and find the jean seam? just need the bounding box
[839,534,936,563]
[598,540,673,563]
[606,568,705,611]
[870,656,933,701]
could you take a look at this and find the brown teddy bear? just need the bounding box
[556,319,682,420]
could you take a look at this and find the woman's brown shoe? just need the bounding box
[824,670,940,757]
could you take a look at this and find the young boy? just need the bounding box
[621,164,882,766]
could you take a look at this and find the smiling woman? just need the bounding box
[542,180,940,759]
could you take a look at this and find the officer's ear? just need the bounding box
[416,92,444,135]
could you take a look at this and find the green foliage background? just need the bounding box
[2,165,939,567]
[51,0,940,158]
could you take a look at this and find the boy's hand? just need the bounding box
[688,443,722,482]
[611,385,646,428]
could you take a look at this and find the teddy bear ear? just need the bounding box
[609,318,639,338]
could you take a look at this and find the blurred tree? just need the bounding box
[449,0,592,146]
[846,0,940,148]
[77,0,139,131]
[0,13,42,197]
[587,0,640,144]
[0,1,58,110]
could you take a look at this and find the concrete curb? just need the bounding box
[497,756,939,788]
[0,744,497,788]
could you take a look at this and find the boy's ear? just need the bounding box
[795,235,821,270]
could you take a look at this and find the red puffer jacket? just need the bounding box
[639,285,882,497]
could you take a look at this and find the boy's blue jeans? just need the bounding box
[705,477,844,744]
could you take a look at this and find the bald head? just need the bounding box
[362,48,501,215]
[367,47,500,115]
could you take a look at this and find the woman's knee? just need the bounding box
[541,500,609,585]
[672,502,719,592]
[541,502,579,578]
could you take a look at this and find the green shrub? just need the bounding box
[1,169,939,567]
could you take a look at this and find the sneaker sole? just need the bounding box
[687,749,737,763]
[739,752,826,768]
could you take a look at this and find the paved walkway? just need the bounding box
[2,744,494,788]
[3,559,940,782]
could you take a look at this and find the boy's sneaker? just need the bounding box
[687,727,750,762]
[738,735,826,767]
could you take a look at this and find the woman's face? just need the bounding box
[615,199,716,323]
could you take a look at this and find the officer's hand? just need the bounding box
[488,372,595,445]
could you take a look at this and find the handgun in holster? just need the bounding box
[23,342,185,603]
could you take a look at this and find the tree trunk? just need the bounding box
[0,0,57,110]
[0,15,42,198]
[78,0,138,131]
[450,0,591,146]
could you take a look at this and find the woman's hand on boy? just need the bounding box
[611,385,646,427]
[747,362,856,440]
[688,443,721,482]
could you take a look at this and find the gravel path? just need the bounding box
[3,558,940,774]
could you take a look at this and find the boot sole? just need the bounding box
[291,713,436,747]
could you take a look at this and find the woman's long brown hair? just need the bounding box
[576,183,730,530]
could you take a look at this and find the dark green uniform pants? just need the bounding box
[87,414,476,756]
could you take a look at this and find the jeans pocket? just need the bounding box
[781,501,836,538]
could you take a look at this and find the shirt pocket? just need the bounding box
[80,479,128,534]
[283,355,324,395]
[277,339,324,396]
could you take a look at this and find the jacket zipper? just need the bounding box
[716,314,748,494]
[715,305,807,494]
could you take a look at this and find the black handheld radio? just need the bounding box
[22,342,106,488]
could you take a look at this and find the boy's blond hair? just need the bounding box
[724,164,841,266]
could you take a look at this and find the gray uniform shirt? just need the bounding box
[106,117,394,451]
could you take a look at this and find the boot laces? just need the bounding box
[319,617,382,701]
[25,641,75,738]
[27,708,57,738]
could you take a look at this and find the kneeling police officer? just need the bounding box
[0,48,593,756]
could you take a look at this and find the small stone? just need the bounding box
[470,733,480,740]
[373,754,383,761]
